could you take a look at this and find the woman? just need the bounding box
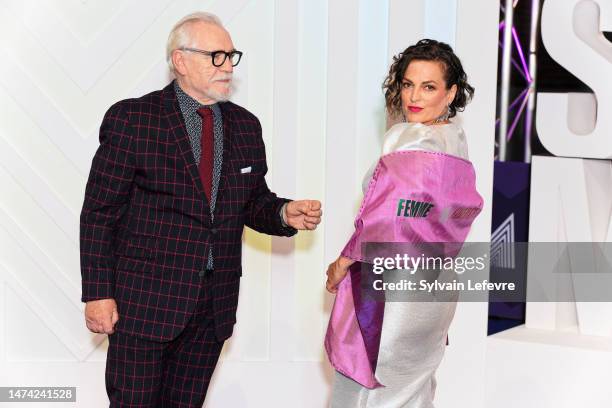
[325,39,482,407]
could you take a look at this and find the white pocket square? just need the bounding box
[240,166,252,174]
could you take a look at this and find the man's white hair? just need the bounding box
[166,12,224,73]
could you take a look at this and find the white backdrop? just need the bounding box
[0,1,497,407]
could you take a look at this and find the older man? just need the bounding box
[80,12,321,407]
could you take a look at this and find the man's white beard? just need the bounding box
[206,76,234,102]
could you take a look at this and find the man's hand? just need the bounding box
[326,256,355,294]
[85,298,119,335]
[284,200,322,230]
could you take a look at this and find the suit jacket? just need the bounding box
[80,81,296,342]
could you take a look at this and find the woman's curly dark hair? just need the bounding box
[383,39,474,119]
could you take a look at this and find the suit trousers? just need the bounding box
[105,271,224,407]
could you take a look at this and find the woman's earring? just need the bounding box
[433,103,450,124]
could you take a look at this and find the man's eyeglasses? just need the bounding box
[180,48,243,67]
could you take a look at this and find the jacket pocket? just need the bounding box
[116,234,158,260]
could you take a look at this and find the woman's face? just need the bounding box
[400,59,457,124]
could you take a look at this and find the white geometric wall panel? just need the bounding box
[527,156,612,337]
[483,155,612,408]
[0,0,496,406]
[486,325,612,408]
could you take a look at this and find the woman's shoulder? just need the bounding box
[429,122,469,159]
[429,121,465,137]
[383,121,466,142]
[382,121,468,158]
[382,122,425,153]
[382,122,412,142]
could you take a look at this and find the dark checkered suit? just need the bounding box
[80,81,296,406]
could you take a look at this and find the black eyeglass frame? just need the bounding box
[179,47,243,67]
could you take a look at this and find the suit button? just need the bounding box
[199,270,206,277]
[210,228,218,235]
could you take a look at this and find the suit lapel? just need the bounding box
[162,83,211,212]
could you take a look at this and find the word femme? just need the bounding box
[397,198,433,218]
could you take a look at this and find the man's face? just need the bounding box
[173,22,235,104]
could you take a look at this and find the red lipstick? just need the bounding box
[408,106,423,113]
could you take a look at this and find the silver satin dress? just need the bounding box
[330,122,469,408]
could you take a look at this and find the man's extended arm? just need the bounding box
[243,157,297,237]
[243,120,321,235]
